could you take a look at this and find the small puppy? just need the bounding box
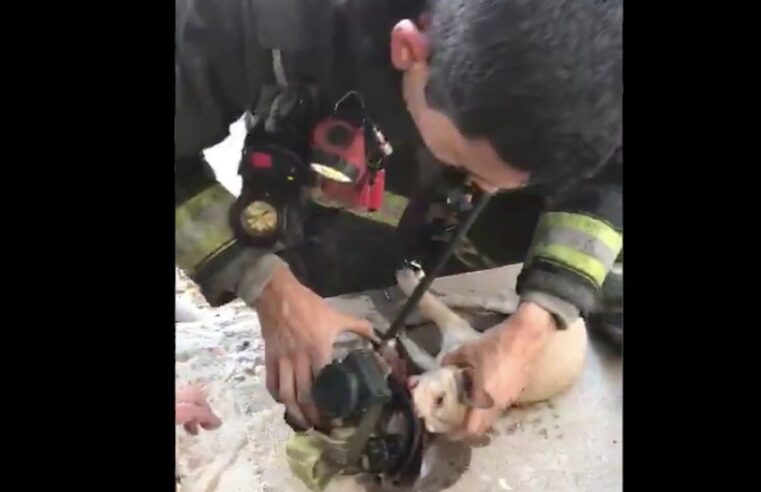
[395,266,588,434]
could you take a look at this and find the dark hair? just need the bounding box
[424,0,622,184]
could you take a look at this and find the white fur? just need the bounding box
[396,267,588,434]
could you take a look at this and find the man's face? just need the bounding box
[390,20,529,193]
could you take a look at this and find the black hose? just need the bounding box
[379,192,492,342]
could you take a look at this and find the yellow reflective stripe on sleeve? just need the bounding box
[175,184,237,275]
[528,243,608,286]
[541,212,622,253]
[526,212,623,287]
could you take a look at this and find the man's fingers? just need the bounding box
[184,421,199,436]
[446,405,502,441]
[441,346,472,368]
[176,402,207,425]
[460,367,494,409]
[448,429,468,442]
[309,344,332,378]
[442,350,494,407]
[340,316,378,343]
[466,410,493,436]
[465,406,501,437]
[295,356,320,425]
[467,387,495,409]
[176,386,207,407]
[279,358,308,429]
[265,352,279,400]
[177,402,223,429]
[199,411,222,430]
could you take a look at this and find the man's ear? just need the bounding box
[391,19,430,70]
[458,367,494,409]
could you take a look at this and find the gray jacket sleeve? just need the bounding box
[175,0,257,158]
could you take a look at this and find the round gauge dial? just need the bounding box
[240,200,279,236]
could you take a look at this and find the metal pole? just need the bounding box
[380,191,492,342]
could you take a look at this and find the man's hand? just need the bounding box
[176,385,222,435]
[442,301,556,439]
[254,265,378,429]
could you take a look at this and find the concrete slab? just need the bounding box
[175,265,621,492]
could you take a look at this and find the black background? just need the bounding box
[5,1,749,489]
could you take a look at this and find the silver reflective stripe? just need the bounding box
[272,49,288,86]
[539,226,620,273]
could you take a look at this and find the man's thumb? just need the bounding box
[339,316,378,342]
[441,348,469,368]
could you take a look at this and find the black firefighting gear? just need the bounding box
[175,0,623,330]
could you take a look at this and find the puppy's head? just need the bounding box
[409,366,495,434]
[408,367,461,433]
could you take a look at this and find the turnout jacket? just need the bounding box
[175,0,623,328]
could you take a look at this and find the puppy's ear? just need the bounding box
[459,367,494,409]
